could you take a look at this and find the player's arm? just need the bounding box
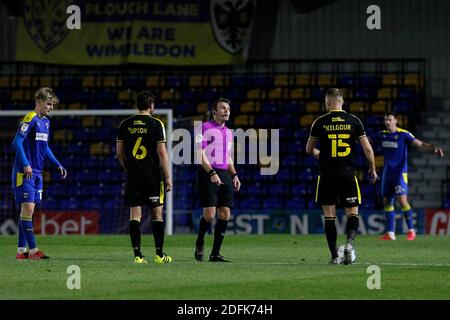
[45,145,67,179]
[227,155,241,191]
[305,137,320,159]
[359,136,378,183]
[411,139,444,157]
[157,142,172,192]
[11,134,32,179]
[116,140,127,170]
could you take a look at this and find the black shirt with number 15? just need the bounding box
[309,110,366,178]
[117,114,166,184]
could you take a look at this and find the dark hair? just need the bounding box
[136,91,155,110]
[325,88,343,99]
[384,111,397,118]
[212,97,231,111]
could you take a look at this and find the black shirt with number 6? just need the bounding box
[117,114,166,184]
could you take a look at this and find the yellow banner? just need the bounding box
[15,0,256,65]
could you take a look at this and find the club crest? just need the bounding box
[210,0,255,55]
[23,0,73,53]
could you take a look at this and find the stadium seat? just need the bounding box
[371,100,390,113]
[268,88,286,100]
[349,101,369,113]
[274,74,290,86]
[317,74,334,86]
[300,114,316,127]
[404,74,422,88]
[247,88,266,100]
[189,75,204,87]
[289,88,309,100]
[305,101,321,113]
[377,87,398,99]
[239,101,260,113]
[383,74,399,86]
[294,74,311,86]
[338,75,357,86]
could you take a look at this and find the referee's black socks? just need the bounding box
[152,220,165,257]
[211,219,228,256]
[196,216,211,247]
[129,219,142,258]
[324,217,338,258]
[346,214,359,245]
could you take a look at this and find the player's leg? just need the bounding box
[13,172,31,258]
[209,207,231,262]
[195,207,215,261]
[151,204,172,263]
[398,195,416,240]
[381,197,396,240]
[195,168,219,261]
[129,206,145,262]
[316,176,339,264]
[209,171,233,262]
[21,175,48,259]
[322,205,339,264]
[380,172,396,240]
[341,177,362,265]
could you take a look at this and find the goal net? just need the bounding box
[0,109,175,235]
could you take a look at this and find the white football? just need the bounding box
[337,244,356,263]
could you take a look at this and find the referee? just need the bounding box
[117,91,173,264]
[194,98,241,262]
[306,88,377,265]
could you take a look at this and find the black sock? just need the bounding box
[152,220,165,257]
[211,219,228,256]
[346,214,360,245]
[129,220,142,258]
[196,217,211,247]
[324,217,338,258]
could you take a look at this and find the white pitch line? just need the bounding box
[378,262,450,267]
[176,261,450,267]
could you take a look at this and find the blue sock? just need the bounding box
[402,205,414,230]
[21,216,37,250]
[17,216,27,249]
[384,205,396,233]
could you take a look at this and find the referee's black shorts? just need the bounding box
[125,179,165,208]
[315,175,361,208]
[197,168,233,208]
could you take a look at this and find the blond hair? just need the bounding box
[35,87,58,104]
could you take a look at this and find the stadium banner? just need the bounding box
[15,0,256,65]
[33,211,99,235]
[424,208,450,235]
[192,209,425,235]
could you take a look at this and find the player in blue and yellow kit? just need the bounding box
[372,112,444,240]
[12,88,67,259]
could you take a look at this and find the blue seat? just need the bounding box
[230,76,247,87]
[360,75,380,86]
[399,88,416,98]
[338,75,356,86]
[269,183,288,197]
[264,198,285,209]
[286,199,307,209]
[285,101,305,113]
[393,100,414,113]
[123,76,144,88]
[166,75,186,87]
[240,197,261,209]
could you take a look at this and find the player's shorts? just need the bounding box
[381,171,408,198]
[315,175,361,208]
[13,172,43,204]
[197,168,233,208]
[125,179,165,208]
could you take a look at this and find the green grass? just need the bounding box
[0,235,449,300]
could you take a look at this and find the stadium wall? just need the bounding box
[254,0,450,97]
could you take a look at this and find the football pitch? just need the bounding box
[0,235,449,300]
